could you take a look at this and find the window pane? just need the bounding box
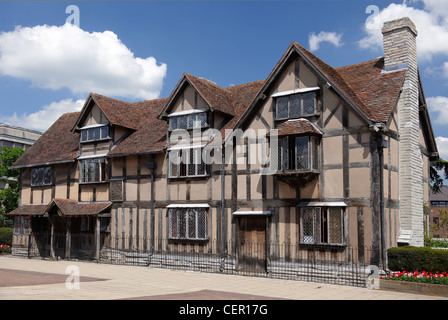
[81,130,88,142]
[87,129,94,141]
[311,136,319,170]
[289,94,301,117]
[169,209,178,238]
[101,126,109,139]
[302,92,316,115]
[178,115,187,129]
[188,209,196,238]
[296,137,309,170]
[301,208,315,244]
[169,152,178,177]
[196,148,205,175]
[33,168,44,186]
[100,161,107,181]
[196,113,207,127]
[43,167,52,185]
[178,209,186,238]
[276,96,289,119]
[188,149,196,176]
[170,117,178,130]
[93,128,101,140]
[187,114,196,129]
[197,209,206,239]
[329,208,343,244]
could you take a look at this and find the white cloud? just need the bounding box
[436,137,448,160]
[308,31,343,52]
[0,23,167,100]
[1,98,85,131]
[359,1,448,61]
[427,96,448,124]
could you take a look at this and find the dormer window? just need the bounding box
[80,125,109,143]
[273,87,318,120]
[169,110,208,131]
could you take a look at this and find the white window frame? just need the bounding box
[274,89,318,120]
[80,125,110,143]
[169,111,208,131]
[168,206,208,240]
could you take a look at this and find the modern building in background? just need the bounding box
[0,123,42,150]
[0,123,43,190]
[430,186,448,239]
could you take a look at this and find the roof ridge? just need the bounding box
[90,92,131,105]
[335,57,384,70]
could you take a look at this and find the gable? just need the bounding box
[169,82,209,115]
[159,73,236,120]
[79,102,109,128]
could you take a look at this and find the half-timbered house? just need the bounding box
[9,17,438,274]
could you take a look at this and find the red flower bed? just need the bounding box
[381,270,448,285]
[0,244,11,253]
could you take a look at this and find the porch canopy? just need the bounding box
[9,199,112,260]
[9,199,112,217]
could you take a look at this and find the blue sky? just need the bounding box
[0,0,447,158]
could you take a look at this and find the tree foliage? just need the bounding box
[0,146,25,216]
[430,158,448,193]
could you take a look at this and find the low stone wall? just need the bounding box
[379,279,448,298]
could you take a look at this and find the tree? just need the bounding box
[430,158,448,193]
[0,146,25,218]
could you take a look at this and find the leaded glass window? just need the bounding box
[169,207,208,240]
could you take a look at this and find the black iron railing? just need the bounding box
[11,233,374,287]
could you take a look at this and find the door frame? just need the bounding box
[234,212,270,273]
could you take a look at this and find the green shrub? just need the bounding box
[388,246,448,273]
[0,227,13,246]
[430,239,448,248]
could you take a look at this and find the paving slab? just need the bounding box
[0,255,446,301]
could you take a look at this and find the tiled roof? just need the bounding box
[12,42,410,168]
[336,58,406,123]
[185,74,236,116]
[8,204,48,216]
[108,97,169,156]
[90,93,146,130]
[8,199,112,216]
[12,112,80,168]
[50,199,112,216]
[273,119,323,136]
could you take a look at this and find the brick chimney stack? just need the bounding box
[382,17,423,246]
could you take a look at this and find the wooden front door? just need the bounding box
[237,216,267,273]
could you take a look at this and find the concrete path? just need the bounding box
[0,255,446,301]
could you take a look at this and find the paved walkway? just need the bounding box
[0,255,446,301]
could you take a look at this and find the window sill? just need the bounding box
[168,238,210,244]
[168,175,209,181]
[299,243,347,250]
[80,138,111,144]
[31,184,53,188]
[275,113,321,121]
[79,181,109,185]
[168,126,210,132]
[276,169,319,175]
